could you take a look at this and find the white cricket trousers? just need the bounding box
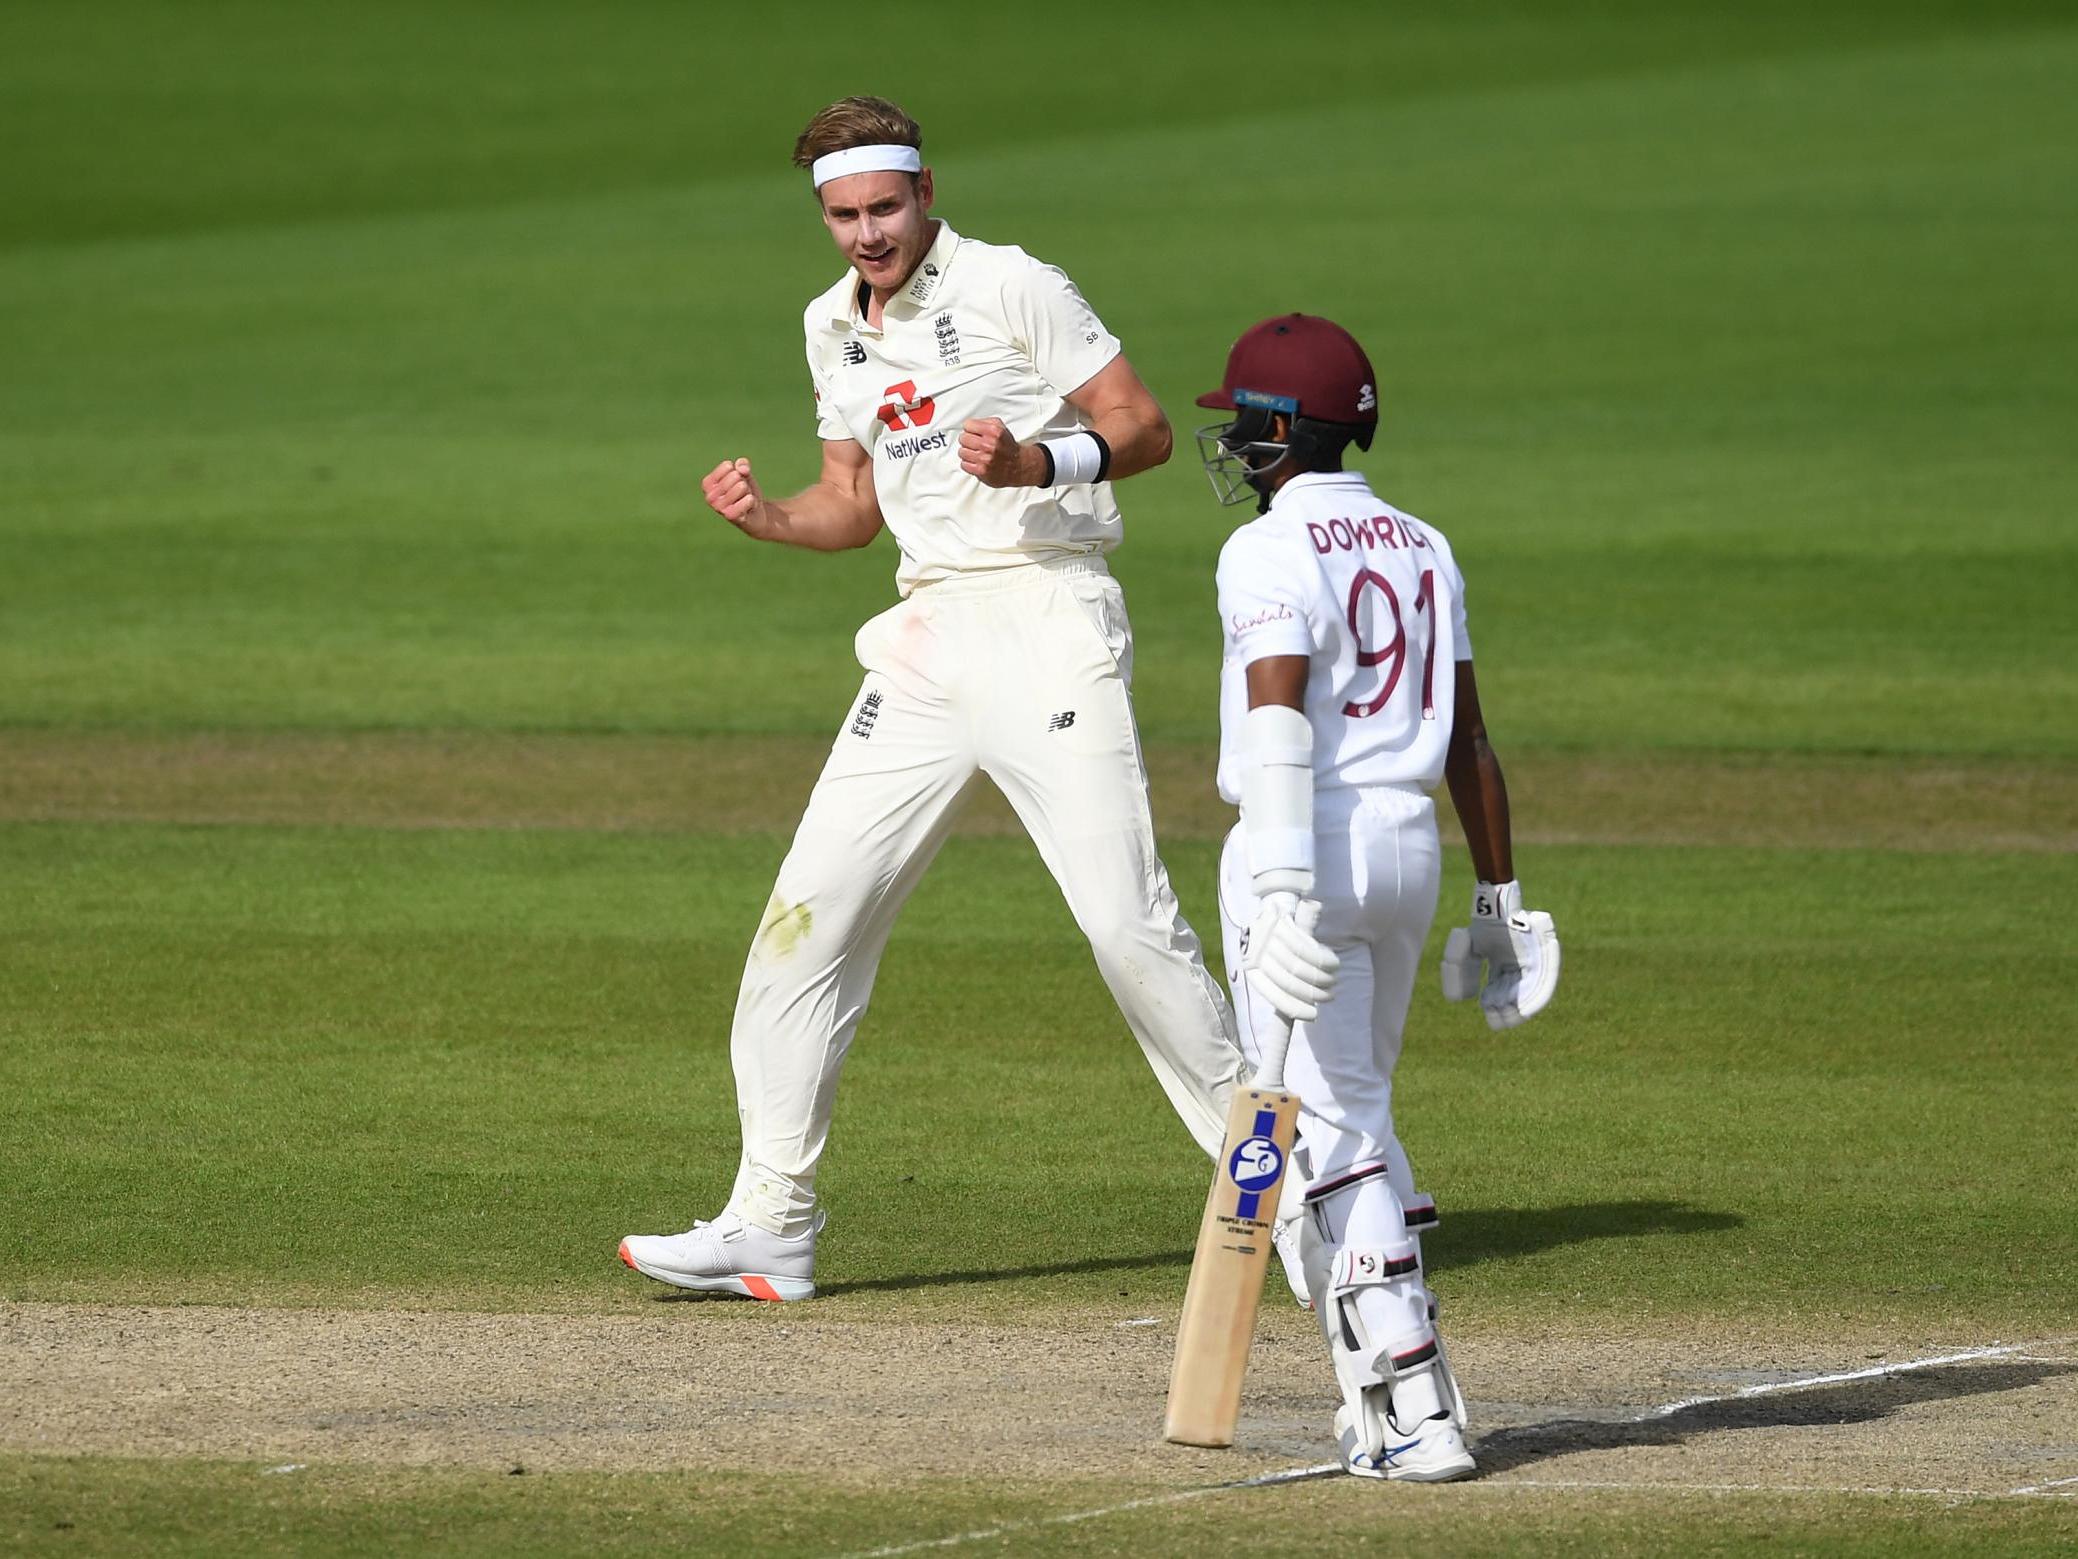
[1218,784,1443,1213]
[727,557,1245,1235]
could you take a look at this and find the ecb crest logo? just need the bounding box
[1228,1136,1284,1194]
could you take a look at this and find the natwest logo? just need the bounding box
[875,380,935,431]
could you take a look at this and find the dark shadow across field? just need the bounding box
[1438,1200,1745,1271]
[1474,1360,2077,1475]
[654,1200,1738,1300]
[660,1248,1201,1301]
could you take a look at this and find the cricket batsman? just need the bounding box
[1196,313,1561,1480]
[618,97,1269,1300]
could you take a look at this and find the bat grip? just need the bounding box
[1249,899,1319,1091]
[1251,1013,1294,1091]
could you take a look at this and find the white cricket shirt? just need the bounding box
[804,222,1125,593]
[1215,472,1474,800]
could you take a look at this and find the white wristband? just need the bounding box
[1037,431,1111,486]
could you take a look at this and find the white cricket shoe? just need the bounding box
[1335,1400,1477,1483]
[617,1210,822,1302]
[1273,1214,1312,1310]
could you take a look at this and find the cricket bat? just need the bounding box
[1163,908,1311,1448]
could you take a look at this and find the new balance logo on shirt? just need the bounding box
[1048,711,1077,732]
[842,340,867,366]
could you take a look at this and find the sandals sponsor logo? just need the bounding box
[1230,603,1296,636]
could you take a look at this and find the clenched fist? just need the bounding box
[702,458,769,533]
[958,419,1044,488]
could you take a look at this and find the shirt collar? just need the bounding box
[1268,471,1369,509]
[892,220,960,314]
[825,221,962,327]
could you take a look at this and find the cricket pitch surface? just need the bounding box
[5,1302,2074,1521]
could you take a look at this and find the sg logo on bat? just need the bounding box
[1222,1104,1294,1222]
[1228,1136,1285,1193]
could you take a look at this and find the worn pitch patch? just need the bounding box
[2,1302,2072,1504]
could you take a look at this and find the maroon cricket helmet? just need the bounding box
[1196,312,1379,432]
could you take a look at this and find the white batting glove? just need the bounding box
[1245,893,1340,1024]
[1440,880,1560,1030]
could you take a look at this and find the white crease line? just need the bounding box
[1497,1480,2078,1503]
[843,1467,2072,1556]
[1634,1344,2018,1419]
[2008,1473,2078,1496]
[840,1341,2054,1557]
[1490,1479,2072,1504]
[838,1463,1340,1559]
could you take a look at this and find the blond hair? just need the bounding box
[792,96,923,170]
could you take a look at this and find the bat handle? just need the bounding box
[1252,1012,1294,1092]
[1249,899,1320,1092]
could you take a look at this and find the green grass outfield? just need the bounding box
[7,1457,2070,1559]
[5,0,2074,751]
[3,1,2076,1553]
[4,822,2074,1327]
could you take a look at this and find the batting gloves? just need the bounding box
[1245,892,1340,1025]
[1440,879,1560,1030]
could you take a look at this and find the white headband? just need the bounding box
[811,143,923,189]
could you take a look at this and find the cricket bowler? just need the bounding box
[1197,313,1562,1479]
[618,97,1277,1300]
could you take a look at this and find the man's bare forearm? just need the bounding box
[1072,353,1171,481]
[1444,661,1514,884]
[745,482,883,550]
[1445,728,1514,885]
[704,449,884,551]
[1083,399,1173,480]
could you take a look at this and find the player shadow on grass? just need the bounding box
[1436,1199,1745,1271]
[1469,1360,2077,1476]
[650,1250,1201,1301]
[653,1199,1738,1300]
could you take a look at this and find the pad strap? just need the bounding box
[1304,1160,1390,1204]
[1329,1240,1423,1294]
[1387,1334,1441,1377]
